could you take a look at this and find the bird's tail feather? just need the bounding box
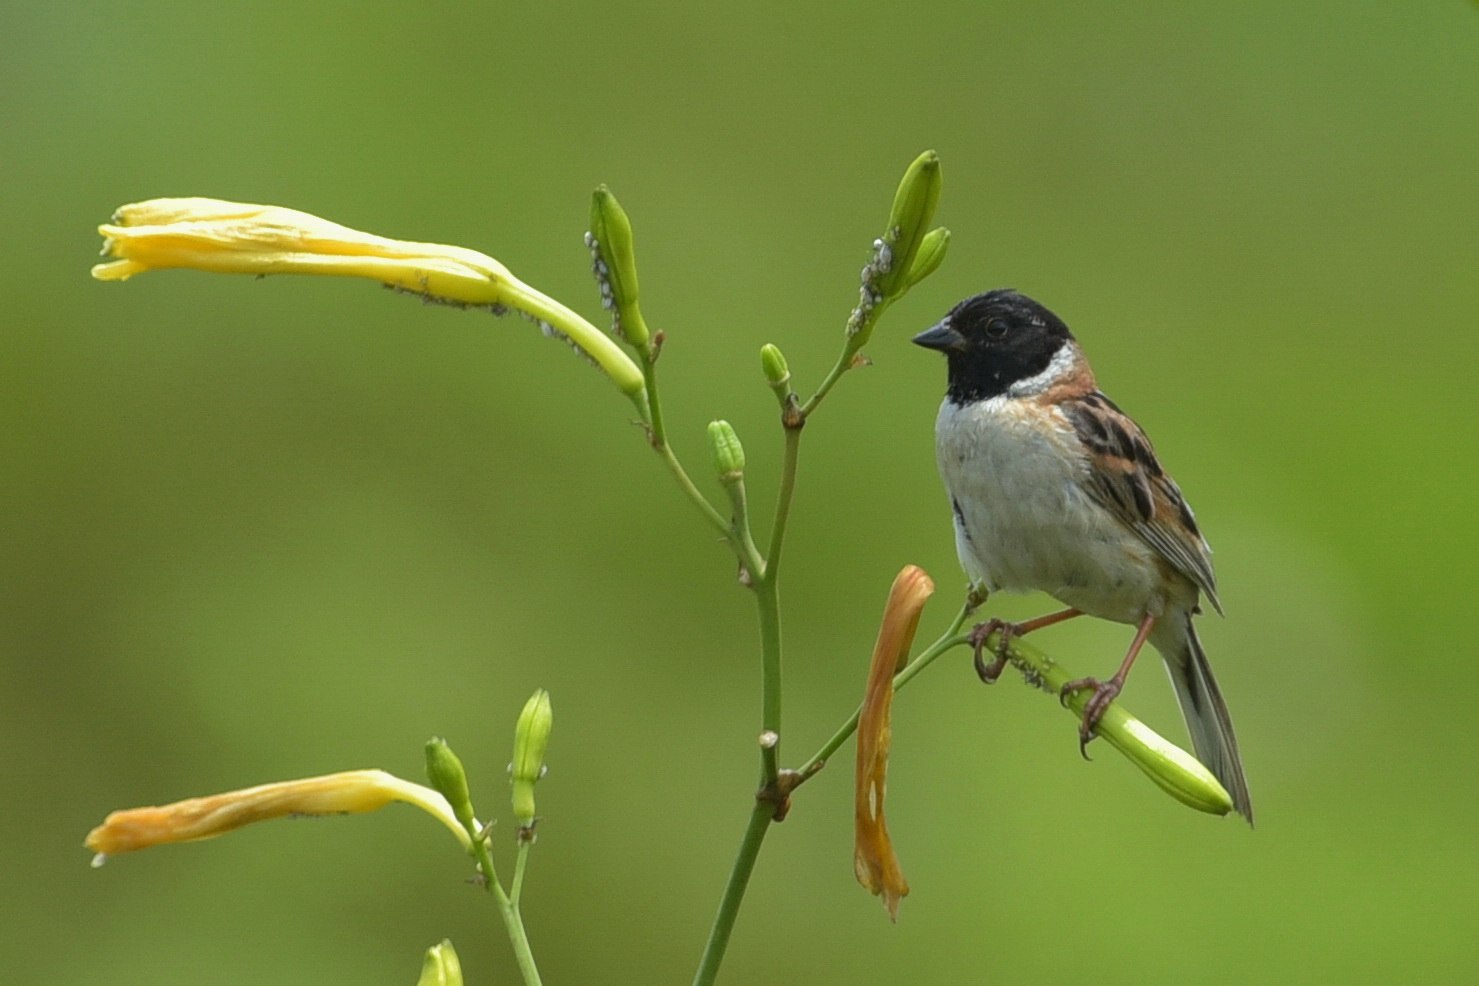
[1158,615,1253,823]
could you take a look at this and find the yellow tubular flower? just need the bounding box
[93,198,647,399]
[84,769,472,865]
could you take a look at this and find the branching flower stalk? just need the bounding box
[87,150,1231,986]
[426,710,554,986]
[671,152,948,986]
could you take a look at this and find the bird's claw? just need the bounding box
[1059,676,1123,759]
[968,618,1017,683]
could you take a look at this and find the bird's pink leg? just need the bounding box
[1060,612,1158,756]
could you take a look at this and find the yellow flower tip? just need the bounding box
[854,565,935,920]
[90,259,146,281]
[83,769,471,860]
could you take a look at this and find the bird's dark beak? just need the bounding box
[912,320,964,353]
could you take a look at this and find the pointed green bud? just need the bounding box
[1099,715,1235,816]
[416,941,463,986]
[587,186,649,348]
[902,227,950,290]
[511,689,553,827]
[996,632,1236,817]
[707,420,746,484]
[874,150,941,298]
[424,738,476,830]
[759,344,790,389]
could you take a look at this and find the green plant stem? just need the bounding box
[510,839,532,907]
[797,299,893,418]
[795,603,973,782]
[498,888,543,986]
[797,350,852,418]
[657,443,736,542]
[764,425,802,576]
[790,605,1232,814]
[691,798,774,986]
[723,479,767,582]
[500,278,647,407]
[638,340,668,447]
[638,348,756,563]
[753,575,783,784]
[468,831,544,986]
[985,630,1234,815]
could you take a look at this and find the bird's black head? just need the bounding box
[913,289,1076,404]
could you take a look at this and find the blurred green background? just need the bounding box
[5,2,1478,983]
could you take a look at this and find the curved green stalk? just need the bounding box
[797,299,893,418]
[639,350,743,551]
[796,603,972,782]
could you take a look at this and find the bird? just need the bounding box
[913,288,1252,821]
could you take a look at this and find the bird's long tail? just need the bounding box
[1156,615,1253,823]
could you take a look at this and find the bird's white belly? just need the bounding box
[935,397,1162,625]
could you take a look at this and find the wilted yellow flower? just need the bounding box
[93,198,646,399]
[855,565,934,921]
[84,769,471,865]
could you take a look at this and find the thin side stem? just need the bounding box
[638,339,669,448]
[797,299,893,418]
[510,839,532,907]
[499,279,646,408]
[794,603,974,782]
[797,353,850,418]
[639,346,747,556]
[691,798,774,986]
[658,442,737,543]
[469,830,544,986]
[764,425,802,577]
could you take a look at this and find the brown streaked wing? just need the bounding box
[1062,392,1222,614]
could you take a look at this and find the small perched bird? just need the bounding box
[914,289,1252,821]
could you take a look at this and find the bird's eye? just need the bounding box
[985,319,1008,339]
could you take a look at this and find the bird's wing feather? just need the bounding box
[1061,391,1222,614]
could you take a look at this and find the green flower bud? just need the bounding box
[511,689,553,826]
[874,150,941,298]
[416,941,464,986]
[587,186,649,348]
[902,227,950,290]
[1000,632,1235,817]
[759,343,790,389]
[1098,714,1235,816]
[424,738,476,830]
[707,420,746,483]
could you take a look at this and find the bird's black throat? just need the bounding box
[921,290,1076,405]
